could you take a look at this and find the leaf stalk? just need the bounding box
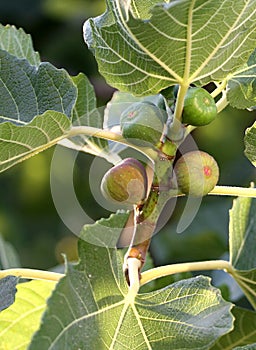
[140,260,233,286]
[0,268,64,282]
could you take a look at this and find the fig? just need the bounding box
[120,102,166,146]
[182,87,217,126]
[101,158,148,205]
[174,151,219,196]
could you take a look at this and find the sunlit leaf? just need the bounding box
[0,280,56,350]
[0,111,71,173]
[0,24,40,66]
[244,122,256,166]
[29,213,233,350]
[84,0,256,95]
[227,50,256,109]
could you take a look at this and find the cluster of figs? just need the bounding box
[101,86,219,205]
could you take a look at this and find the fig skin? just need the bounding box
[182,87,217,126]
[120,102,166,146]
[101,158,148,205]
[174,151,219,196]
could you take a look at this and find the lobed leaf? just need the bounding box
[0,111,71,173]
[211,307,256,349]
[29,213,233,350]
[244,122,256,166]
[0,280,56,350]
[0,24,40,66]
[0,50,76,126]
[84,0,256,96]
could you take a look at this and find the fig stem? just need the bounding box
[211,80,227,98]
[124,157,175,281]
[168,84,189,140]
[0,268,63,282]
[67,126,158,161]
[140,260,233,286]
[210,185,256,198]
[216,91,229,113]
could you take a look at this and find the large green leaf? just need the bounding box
[0,50,76,125]
[0,45,78,173]
[0,111,71,173]
[84,0,256,95]
[0,280,56,350]
[29,212,233,350]
[229,196,256,308]
[227,50,256,109]
[211,307,256,349]
[244,122,256,166]
[0,24,40,66]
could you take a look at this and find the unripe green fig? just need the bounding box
[101,158,148,205]
[174,151,219,196]
[120,102,166,146]
[182,87,217,126]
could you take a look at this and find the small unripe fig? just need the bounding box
[101,158,148,205]
[182,87,217,126]
[174,151,219,196]
[120,102,166,146]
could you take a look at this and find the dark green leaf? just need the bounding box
[0,50,76,125]
[0,276,18,311]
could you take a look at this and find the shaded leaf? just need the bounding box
[59,72,108,156]
[229,196,256,308]
[84,0,256,95]
[0,24,40,66]
[29,213,233,350]
[0,50,76,125]
[0,280,56,350]
[230,196,256,270]
[0,276,18,311]
[0,234,21,269]
[211,307,256,349]
[227,50,256,109]
[244,122,256,166]
[0,111,71,173]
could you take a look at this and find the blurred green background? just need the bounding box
[0,0,255,305]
